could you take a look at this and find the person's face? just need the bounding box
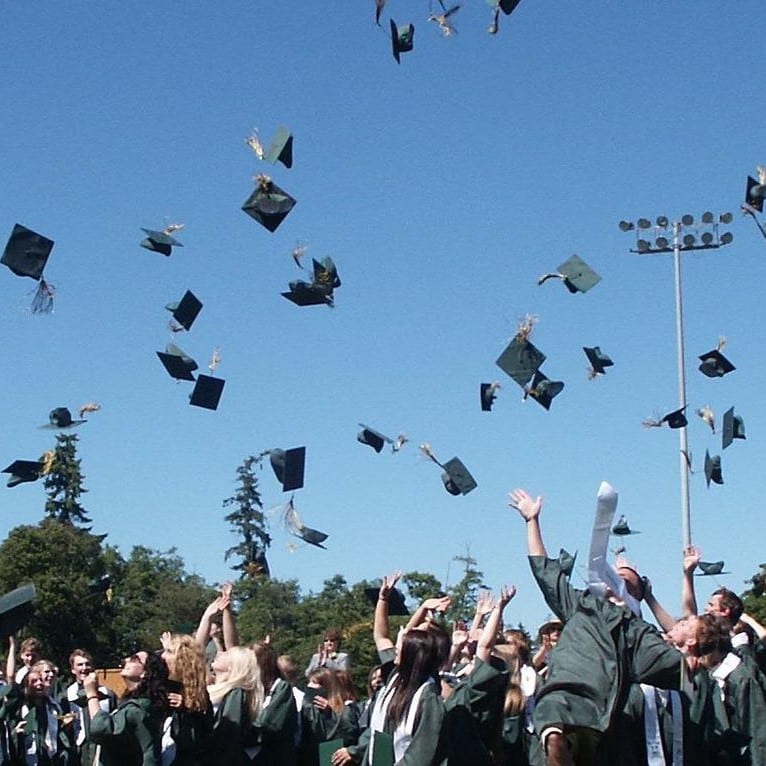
[211,650,231,679]
[26,671,46,698]
[323,637,339,653]
[72,655,92,682]
[120,652,147,683]
[370,668,384,691]
[39,664,55,689]
[705,593,728,618]
[21,651,38,668]
[665,616,698,651]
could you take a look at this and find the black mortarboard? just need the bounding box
[43,407,85,429]
[295,525,328,549]
[644,407,687,429]
[313,257,341,291]
[611,515,640,536]
[524,370,564,410]
[357,425,393,453]
[281,281,334,307]
[88,574,112,596]
[270,447,306,492]
[583,346,614,376]
[696,561,729,576]
[140,228,184,256]
[539,254,601,294]
[722,407,746,450]
[746,175,764,213]
[189,375,225,410]
[0,584,36,636]
[1,224,54,280]
[698,348,735,378]
[496,337,546,388]
[241,175,297,233]
[498,0,522,13]
[440,457,477,496]
[480,383,500,412]
[704,450,723,487]
[364,587,409,616]
[390,19,414,63]
[264,127,293,168]
[157,344,198,381]
[166,290,202,331]
[3,460,45,488]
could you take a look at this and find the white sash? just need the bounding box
[712,652,741,702]
[20,701,59,761]
[641,685,683,765]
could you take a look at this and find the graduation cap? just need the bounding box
[241,174,297,233]
[357,424,394,453]
[0,584,36,636]
[157,343,198,381]
[745,175,765,213]
[696,561,730,576]
[523,370,564,410]
[583,346,613,378]
[282,257,340,307]
[189,374,225,410]
[269,447,306,492]
[3,459,46,488]
[496,336,546,388]
[140,226,184,256]
[704,450,723,488]
[390,19,414,63]
[538,254,601,294]
[1,223,56,313]
[165,290,202,331]
[364,587,409,616]
[498,0,522,12]
[245,545,270,578]
[281,496,327,549]
[722,407,746,450]
[420,444,476,496]
[698,348,735,378]
[41,407,86,430]
[264,127,293,168]
[611,515,640,536]
[643,407,687,429]
[480,382,501,411]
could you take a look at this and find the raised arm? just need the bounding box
[740,612,766,640]
[476,585,516,663]
[642,578,678,633]
[219,582,239,649]
[508,489,547,557]
[374,571,401,653]
[4,635,16,682]
[195,595,225,650]
[681,545,701,617]
[405,596,451,633]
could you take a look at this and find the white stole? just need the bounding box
[20,701,59,762]
[712,652,741,702]
[641,684,683,765]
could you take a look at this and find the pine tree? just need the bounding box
[446,548,487,622]
[223,455,271,578]
[43,433,91,526]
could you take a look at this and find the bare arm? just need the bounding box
[195,595,225,650]
[374,572,401,652]
[509,489,547,557]
[5,635,15,681]
[681,545,701,617]
[476,586,516,663]
[643,579,678,633]
[470,590,494,635]
[740,612,766,640]
[405,596,451,633]
[219,582,239,649]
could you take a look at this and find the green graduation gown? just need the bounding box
[90,697,162,766]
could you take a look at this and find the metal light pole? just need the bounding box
[619,213,734,548]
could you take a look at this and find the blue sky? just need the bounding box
[2,2,765,633]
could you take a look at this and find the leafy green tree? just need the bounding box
[223,455,271,578]
[446,549,486,622]
[741,563,766,626]
[402,571,443,604]
[43,433,91,526]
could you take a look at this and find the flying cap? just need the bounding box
[43,407,85,430]
[524,370,564,410]
[390,19,414,63]
[270,447,306,492]
[1,224,54,280]
[3,460,45,488]
[704,450,723,488]
[496,337,546,388]
[583,346,613,377]
[364,587,409,616]
[0,584,36,636]
[611,515,640,536]
[480,382,500,411]
[264,127,293,168]
[166,290,203,331]
[696,561,729,576]
[722,407,746,450]
[698,348,735,378]
[357,425,393,454]
[295,525,328,548]
[157,344,198,381]
[241,175,297,232]
[498,0,522,12]
[746,175,765,213]
[140,227,184,256]
[644,407,687,429]
[441,457,477,496]
[189,375,225,410]
[539,254,601,294]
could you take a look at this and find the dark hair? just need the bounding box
[712,588,744,625]
[125,653,169,713]
[696,614,732,657]
[323,628,342,643]
[252,641,279,688]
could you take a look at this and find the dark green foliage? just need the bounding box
[223,455,271,577]
[402,571,443,603]
[446,549,487,623]
[742,563,766,627]
[43,433,91,526]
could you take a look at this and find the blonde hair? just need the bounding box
[208,646,264,718]
[167,634,209,713]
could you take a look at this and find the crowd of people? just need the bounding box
[1,495,765,766]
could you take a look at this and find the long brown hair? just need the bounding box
[167,634,209,713]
